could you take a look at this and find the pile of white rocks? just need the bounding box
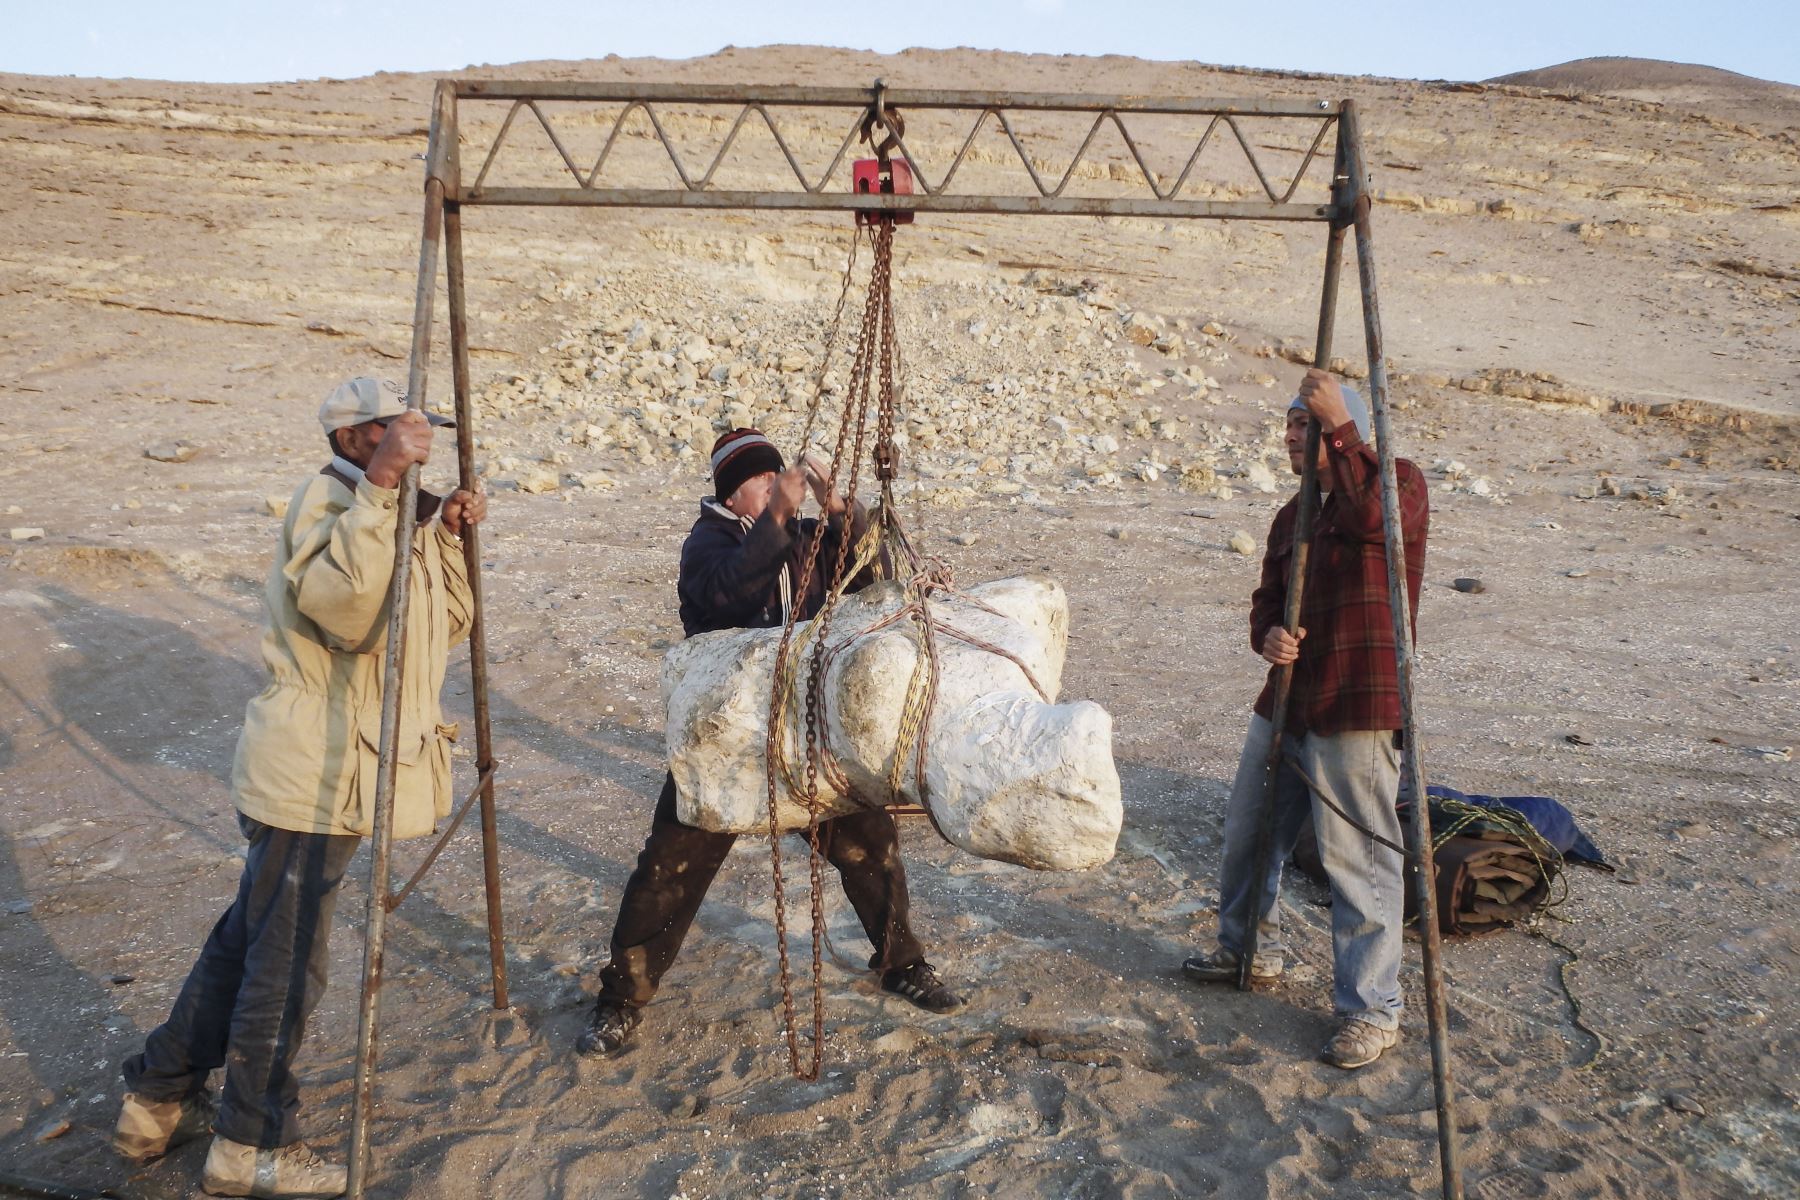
[469,263,1297,505]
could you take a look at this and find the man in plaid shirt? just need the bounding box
[1184,368,1429,1070]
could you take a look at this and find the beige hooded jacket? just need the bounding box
[231,468,473,839]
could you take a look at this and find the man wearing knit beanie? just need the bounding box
[708,428,786,515]
[575,429,961,1057]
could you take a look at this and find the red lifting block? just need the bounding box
[853,157,914,225]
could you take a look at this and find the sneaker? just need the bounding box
[1320,1018,1400,1069]
[1181,946,1282,985]
[881,961,964,1013]
[574,1001,642,1057]
[201,1136,347,1198]
[113,1089,215,1163]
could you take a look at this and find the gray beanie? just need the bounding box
[1289,384,1370,441]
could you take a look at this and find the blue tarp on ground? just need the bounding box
[1424,784,1610,868]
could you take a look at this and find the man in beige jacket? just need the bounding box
[113,378,482,1198]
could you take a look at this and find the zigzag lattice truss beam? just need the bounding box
[450,82,1343,221]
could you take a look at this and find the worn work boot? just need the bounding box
[201,1136,347,1198]
[1181,946,1282,986]
[881,961,964,1013]
[113,1089,216,1163]
[574,1001,642,1057]
[1320,1018,1400,1069]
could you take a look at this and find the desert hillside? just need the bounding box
[1,47,1797,1200]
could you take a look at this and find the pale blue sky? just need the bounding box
[8,1,1797,87]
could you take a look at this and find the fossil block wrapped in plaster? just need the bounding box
[661,576,1121,871]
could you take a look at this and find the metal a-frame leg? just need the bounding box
[346,80,455,1200]
[445,199,510,1012]
[1340,98,1465,1200]
[1237,135,1350,990]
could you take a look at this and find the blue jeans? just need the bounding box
[1213,715,1404,1031]
[122,814,360,1148]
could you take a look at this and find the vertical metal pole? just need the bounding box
[1339,98,1464,1199]
[346,79,456,1200]
[1236,130,1350,990]
[445,198,510,1011]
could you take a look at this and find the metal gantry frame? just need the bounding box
[351,78,1464,1199]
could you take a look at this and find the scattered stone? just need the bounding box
[1665,1093,1707,1117]
[873,1027,927,1055]
[1576,484,1599,500]
[10,528,46,542]
[1753,746,1792,764]
[264,494,290,519]
[4,899,31,915]
[1182,509,1218,520]
[1565,733,1595,747]
[1600,477,1622,497]
[108,973,135,986]
[948,531,980,547]
[1228,530,1257,556]
[1566,569,1589,578]
[667,1093,702,1119]
[144,442,201,463]
[1453,577,1485,594]
[33,1117,71,1143]
[517,467,561,495]
[1107,527,1131,541]
[1245,462,1278,494]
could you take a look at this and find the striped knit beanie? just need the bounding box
[710,428,784,503]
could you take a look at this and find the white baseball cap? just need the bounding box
[317,377,455,435]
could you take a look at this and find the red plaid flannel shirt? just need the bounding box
[1251,421,1429,735]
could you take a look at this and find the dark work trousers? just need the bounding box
[122,813,360,1149]
[598,773,926,1008]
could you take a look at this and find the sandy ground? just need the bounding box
[2,48,1798,1200]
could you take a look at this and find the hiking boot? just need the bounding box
[201,1136,347,1198]
[881,961,964,1013]
[1181,946,1282,985]
[574,1001,642,1057]
[113,1089,215,1163]
[1320,1018,1400,1069]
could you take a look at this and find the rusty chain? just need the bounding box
[760,198,1027,1080]
[764,216,895,1080]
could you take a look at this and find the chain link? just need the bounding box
[762,213,983,1081]
[763,217,897,1081]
